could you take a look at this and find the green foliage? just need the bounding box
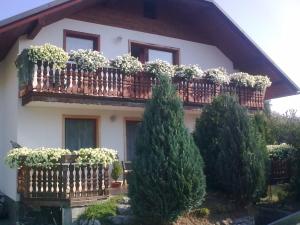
[268,110,300,149]
[194,95,268,203]
[111,161,122,181]
[78,195,124,224]
[15,49,35,86]
[253,112,274,144]
[129,74,206,225]
[290,149,300,200]
[267,144,296,160]
[263,109,300,201]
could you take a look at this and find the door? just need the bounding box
[126,120,141,161]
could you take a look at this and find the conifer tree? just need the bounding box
[194,95,267,202]
[129,75,206,225]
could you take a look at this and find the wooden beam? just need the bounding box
[27,19,46,39]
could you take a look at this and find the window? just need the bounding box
[63,30,100,52]
[126,120,141,161]
[130,42,179,64]
[64,117,98,151]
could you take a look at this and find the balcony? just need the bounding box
[20,62,266,110]
[17,155,110,207]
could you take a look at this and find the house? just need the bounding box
[0,0,298,224]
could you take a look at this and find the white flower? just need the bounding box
[229,72,272,90]
[5,147,117,168]
[111,54,143,74]
[230,72,255,88]
[144,59,175,77]
[253,75,272,90]
[69,49,109,72]
[175,65,203,79]
[28,43,68,69]
[203,67,229,84]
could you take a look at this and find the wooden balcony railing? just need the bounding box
[20,62,266,109]
[17,155,109,207]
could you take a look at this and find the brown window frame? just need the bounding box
[129,40,180,65]
[63,29,100,51]
[62,115,100,149]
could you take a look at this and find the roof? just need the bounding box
[0,0,298,99]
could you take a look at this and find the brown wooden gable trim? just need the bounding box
[63,29,100,51]
[27,19,46,40]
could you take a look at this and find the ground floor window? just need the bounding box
[64,117,98,150]
[126,120,141,161]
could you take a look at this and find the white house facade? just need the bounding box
[0,0,298,224]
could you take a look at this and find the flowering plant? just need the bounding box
[230,72,256,88]
[27,43,68,69]
[267,143,296,160]
[254,75,272,90]
[69,49,109,72]
[75,148,118,166]
[175,65,203,80]
[111,54,143,74]
[5,147,117,168]
[5,147,71,168]
[230,73,271,90]
[203,67,229,84]
[144,59,175,77]
[15,44,68,86]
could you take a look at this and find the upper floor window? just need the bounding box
[63,30,100,52]
[130,42,179,65]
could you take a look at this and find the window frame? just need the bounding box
[128,40,180,65]
[62,115,100,149]
[63,29,100,52]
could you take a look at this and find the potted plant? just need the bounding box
[111,160,122,188]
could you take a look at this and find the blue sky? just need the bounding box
[1,0,300,115]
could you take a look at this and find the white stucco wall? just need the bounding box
[19,18,236,72]
[17,104,200,162]
[0,42,19,201]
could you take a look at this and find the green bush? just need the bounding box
[111,161,122,182]
[129,75,206,225]
[290,149,300,200]
[194,95,267,203]
[267,144,296,160]
[268,110,300,148]
[253,112,274,144]
[78,195,123,223]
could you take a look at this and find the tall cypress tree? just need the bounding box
[129,75,206,225]
[194,95,267,203]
